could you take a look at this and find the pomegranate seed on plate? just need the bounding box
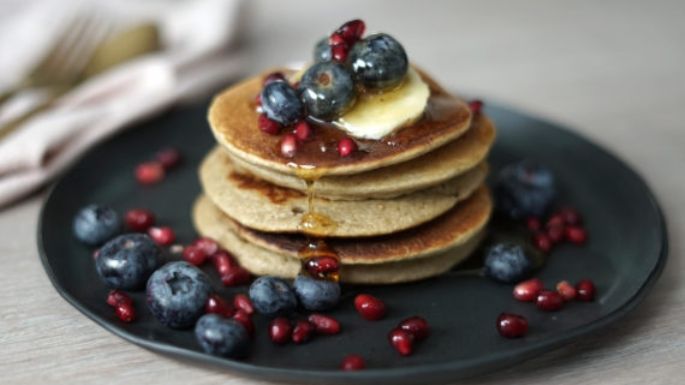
[496,313,528,338]
[307,314,341,335]
[558,207,582,225]
[354,294,386,321]
[233,293,254,315]
[192,237,220,256]
[280,133,298,158]
[125,209,155,232]
[221,266,251,286]
[269,317,292,344]
[304,256,340,279]
[115,302,135,323]
[398,316,430,341]
[135,161,165,185]
[106,289,132,307]
[468,99,483,114]
[388,328,414,356]
[532,232,553,253]
[233,309,254,336]
[565,226,588,244]
[155,147,182,170]
[556,280,577,301]
[205,293,235,317]
[258,114,281,135]
[576,279,596,301]
[183,245,208,266]
[294,121,312,141]
[340,354,366,371]
[292,320,315,344]
[513,278,544,302]
[147,226,175,246]
[536,290,564,311]
[212,250,237,276]
[546,223,565,244]
[337,137,357,157]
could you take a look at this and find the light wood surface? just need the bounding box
[1,0,684,384]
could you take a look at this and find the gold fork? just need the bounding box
[0,11,112,139]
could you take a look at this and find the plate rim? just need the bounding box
[36,103,669,384]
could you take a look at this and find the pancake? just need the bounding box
[208,67,472,177]
[192,195,485,284]
[226,185,491,264]
[228,113,495,200]
[199,147,487,237]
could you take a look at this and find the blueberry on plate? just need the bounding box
[313,37,332,62]
[146,261,212,329]
[495,160,556,219]
[95,233,160,290]
[348,33,409,90]
[293,274,340,311]
[260,81,304,125]
[194,314,250,358]
[73,204,121,246]
[248,276,297,317]
[483,243,533,284]
[299,61,356,120]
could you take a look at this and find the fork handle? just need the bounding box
[0,90,62,141]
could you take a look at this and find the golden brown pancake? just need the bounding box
[192,195,486,284]
[208,67,472,177]
[227,113,496,200]
[199,147,487,237]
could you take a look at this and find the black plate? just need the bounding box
[38,100,667,385]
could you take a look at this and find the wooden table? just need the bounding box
[2,0,684,383]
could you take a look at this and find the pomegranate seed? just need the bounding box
[294,121,312,141]
[280,133,298,158]
[263,71,285,85]
[183,245,208,266]
[233,309,254,336]
[307,314,341,335]
[547,214,565,227]
[354,294,387,321]
[526,217,541,232]
[331,44,349,62]
[468,99,483,114]
[205,293,235,317]
[304,257,340,279]
[513,278,544,302]
[212,250,237,276]
[258,114,281,135]
[338,137,357,157]
[115,303,135,323]
[556,280,577,301]
[340,354,366,371]
[334,19,366,45]
[269,317,292,344]
[292,320,315,344]
[125,209,155,232]
[398,316,430,341]
[388,328,414,356]
[192,237,220,256]
[576,279,596,301]
[155,147,182,170]
[558,207,582,226]
[147,226,176,246]
[221,266,251,286]
[546,223,565,244]
[135,161,165,185]
[106,289,132,307]
[533,232,553,253]
[233,293,254,315]
[329,33,347,46]
[565,226,588,245]
[496,313,528,338]
[536,290,564,311]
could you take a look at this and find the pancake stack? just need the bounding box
[193,69,496,284]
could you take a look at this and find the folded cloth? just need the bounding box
[0,0,245,207]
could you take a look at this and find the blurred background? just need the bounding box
[1,0,683,384]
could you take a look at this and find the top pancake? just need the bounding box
[228,113,495,200]
[208,67,472,177]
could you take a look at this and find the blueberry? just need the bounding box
[73,204,121,246]
[248,276,297,317]
[95,233,160,290]
[299,61,356,120]
[146,261,212,329]
[483,243,533,284]
[293,275,340,311]
[495,160,556,219]
[348,33,409,90]
[313,37,332,62]
[260,81,303,125]
[194,314,250,358]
